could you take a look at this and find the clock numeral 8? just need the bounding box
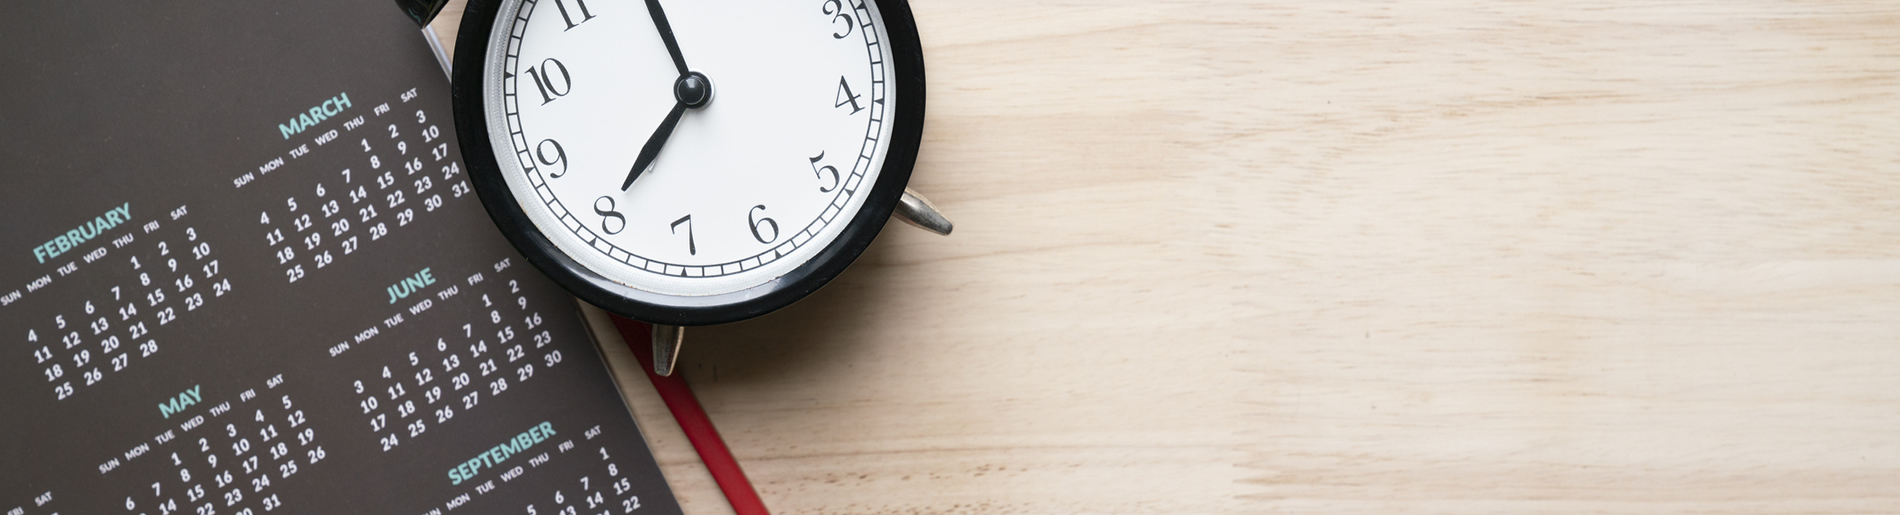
[594,196,626,235]
[821,0,854,39]
[808,152,840,193]
[523,58,573,105]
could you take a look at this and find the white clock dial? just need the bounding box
[482,0,895,298]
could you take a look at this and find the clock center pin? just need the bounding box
[674,71,712,109]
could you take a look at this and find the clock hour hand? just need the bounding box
[644,0,689,76]
[623,72,713,190]
[623,100,688,190]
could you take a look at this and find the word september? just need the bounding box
[447,421,556,486]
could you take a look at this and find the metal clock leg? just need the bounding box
[893,188,953,236]
[653,324,685,376]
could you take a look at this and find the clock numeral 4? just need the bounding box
[523,58,573,105]
[834,76,864,114]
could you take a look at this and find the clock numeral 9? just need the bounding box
[536,139,569,178]
[594,196,626,235]
[748,206,779,244]
[808,152,841,193]
[523,58,573,105]
[821,0,853,39]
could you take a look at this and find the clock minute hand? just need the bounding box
[644,0,689,76]
[623,100,689,190]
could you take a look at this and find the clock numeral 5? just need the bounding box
[834,76,864,114]
[523,58,573,105]
[808,152,840,193]
[821,0,854,39]
[553,0,597,31]
[594,197,627,235]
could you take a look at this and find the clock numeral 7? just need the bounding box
[594,197,626,235]
[553,0,596,31]
[834,76,864,114]
[808,152,840,193]
[523,58,573,105]
[671,215,696,255]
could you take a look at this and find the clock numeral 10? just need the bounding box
[553,0,597,31]
[523,58,573,105]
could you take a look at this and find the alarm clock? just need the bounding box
[395,0,952,375]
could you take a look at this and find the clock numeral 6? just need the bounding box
[523,58,573,105]
[807,152,840,193]
[748,205,779,244]
[594,197,626,235]
[821,0,854,39]
[536,139,569,178]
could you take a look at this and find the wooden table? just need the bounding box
[435,1,1900,512]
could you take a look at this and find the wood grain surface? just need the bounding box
[438,1,1900,512]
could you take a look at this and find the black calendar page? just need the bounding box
[0,2,682,514]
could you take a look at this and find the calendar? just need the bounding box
[0,2,683,514]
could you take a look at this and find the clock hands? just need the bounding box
[623,72,711,190]
[644,0,689,76]
[622,0,710,190]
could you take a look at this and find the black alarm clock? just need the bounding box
[395,0,951,375]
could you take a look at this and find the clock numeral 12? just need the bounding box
[523,58,573,105]
[553,0,597,30]
[834,76,864,114]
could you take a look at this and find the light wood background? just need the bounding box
[436,1,1900,512]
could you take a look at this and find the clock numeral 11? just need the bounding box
[553,0,597,31]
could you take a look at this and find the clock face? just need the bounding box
[468,0,912,317]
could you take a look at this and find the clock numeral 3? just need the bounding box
[536,139,569,178]
[748,206,779,244]
[821,0,854,39]
[523,58,573,105]
[834,76,864,114]
[553,0,597,31]
[671,215,696,255]
[808,152,840,193]
[594,197,627,235]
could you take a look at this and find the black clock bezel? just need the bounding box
[450,0,925,326]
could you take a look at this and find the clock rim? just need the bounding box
[450,0,925,326]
